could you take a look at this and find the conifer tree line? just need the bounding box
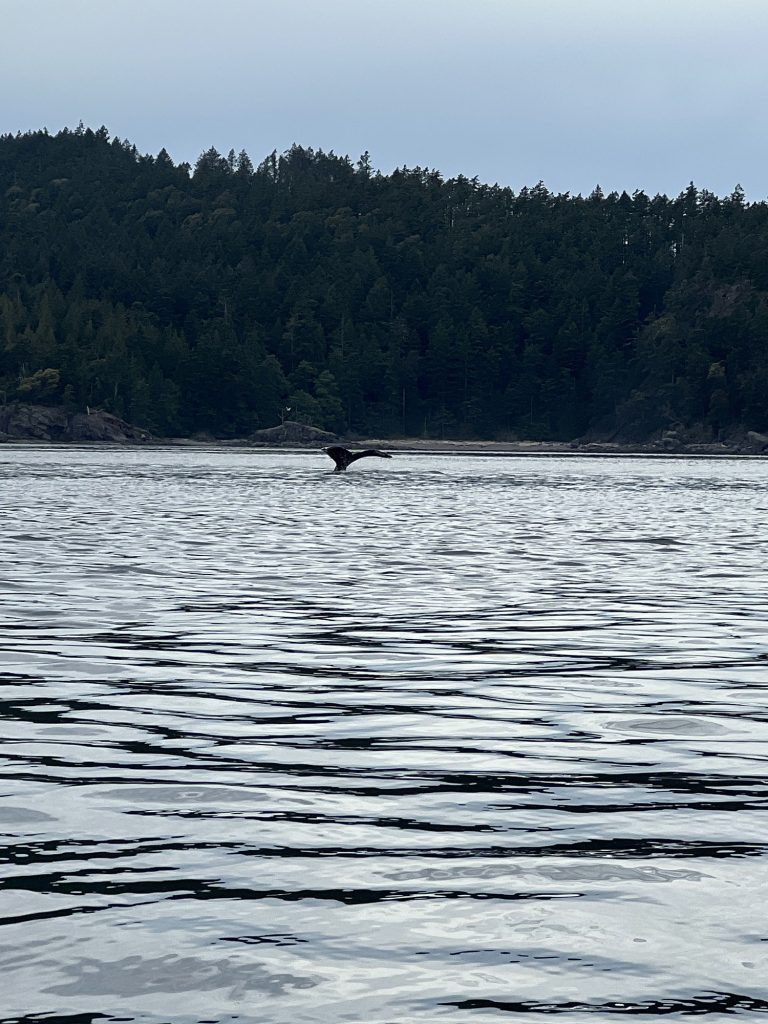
[1,125,767,439]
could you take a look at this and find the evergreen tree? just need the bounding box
[2,125,768,440]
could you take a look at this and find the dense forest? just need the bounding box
[1,125,768,440]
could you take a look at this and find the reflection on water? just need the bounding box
[1,447,768,1024]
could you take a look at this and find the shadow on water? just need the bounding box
[442,992,768,1014]
[2,449,768,1022]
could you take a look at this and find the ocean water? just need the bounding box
[1,446,768,1023]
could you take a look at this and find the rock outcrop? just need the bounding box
[744,430,768,452]
[0,404,150,443]
[249,420,338,447]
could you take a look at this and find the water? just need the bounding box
[2,446,768,1023]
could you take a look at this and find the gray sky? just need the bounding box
[4,0,768,197]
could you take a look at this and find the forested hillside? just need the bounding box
[2,126,768,439]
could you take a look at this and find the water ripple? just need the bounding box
[2,448,768,1023]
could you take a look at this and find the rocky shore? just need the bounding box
[248,420,768,457]
[2,406,767,456]
[0,404,151,443]
[352,432,768,457]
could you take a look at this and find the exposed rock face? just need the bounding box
[250,420,338,446]
[68,411,150,442]
[0,404,69,440]
[745,430,768,451]
[0,404,150,442]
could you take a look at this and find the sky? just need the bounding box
[3,0,768,198]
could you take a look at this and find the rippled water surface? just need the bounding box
[2,446,768,1023]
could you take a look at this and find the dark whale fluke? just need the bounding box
[322,445,393,472]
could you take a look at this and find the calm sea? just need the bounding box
[2,447,768,1023]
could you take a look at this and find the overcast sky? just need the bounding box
[4,0,768,198]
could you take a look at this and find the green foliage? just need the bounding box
[17,367,61,402]
[1,127,768,438]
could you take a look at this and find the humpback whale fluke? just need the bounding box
[322,445,393,472]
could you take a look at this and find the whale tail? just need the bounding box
[322,446,392,472]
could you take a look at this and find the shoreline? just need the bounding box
[346,438,768,457]
[2,405,766,456]
[3,436,768,458]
